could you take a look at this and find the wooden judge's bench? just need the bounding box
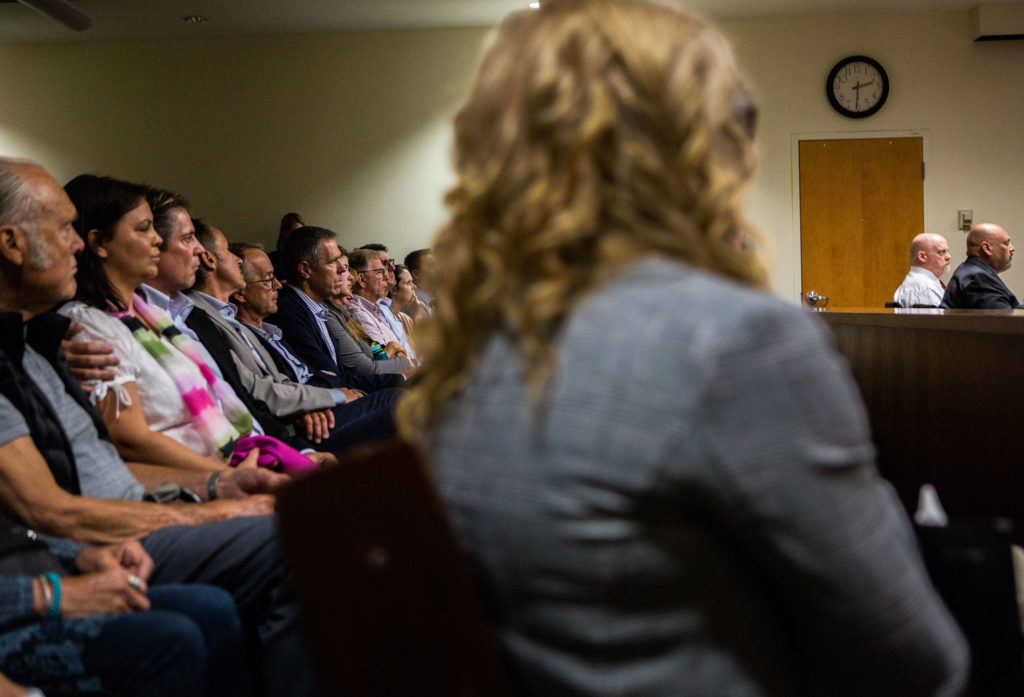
[815,308,1024,542]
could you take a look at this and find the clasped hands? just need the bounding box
[48,540,154,618]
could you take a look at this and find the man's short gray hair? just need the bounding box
[348,247,380,272]
[228,242,265,281]
[0,157,53,270]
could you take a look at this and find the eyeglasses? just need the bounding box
[360,267,386,278]
[247,275,277,287]
[381,258,395,269]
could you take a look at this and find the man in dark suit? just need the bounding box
[268,226,348,374]
[941,223,1020,309]
[268,226,403,393]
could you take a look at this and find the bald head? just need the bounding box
[966,223,1014,273]
[908,233,951,278]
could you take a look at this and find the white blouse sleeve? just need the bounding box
[58,303,141,416]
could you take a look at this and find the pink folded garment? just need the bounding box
[229,435,319,474]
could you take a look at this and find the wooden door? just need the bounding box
[799,137,924,308]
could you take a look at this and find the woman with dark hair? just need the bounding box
[58,175,271,479]
[277,212,305,249]
[68,178,152,312]
[388,264,422,351]
[269,212,305,277]
[399,1,967,696]
[390,264,423,322]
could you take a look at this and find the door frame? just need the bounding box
[788,129,931,301]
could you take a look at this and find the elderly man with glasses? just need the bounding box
[356,243,417,360]
[347,247,418,362]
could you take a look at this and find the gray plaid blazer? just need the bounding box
[425,260,967,697]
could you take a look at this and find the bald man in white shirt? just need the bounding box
[893,233,951,308]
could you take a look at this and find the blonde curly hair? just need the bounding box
[398,0,767,437]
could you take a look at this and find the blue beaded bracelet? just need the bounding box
[43,572,61,619]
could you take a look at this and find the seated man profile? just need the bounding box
[893,233,950,308]
[941,223,1020,309]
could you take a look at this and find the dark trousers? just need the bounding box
[321,386,402,452]
[143,514,318,697]
[0,584,248,697]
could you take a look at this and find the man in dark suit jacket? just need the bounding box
[267,226,402,394]
[941,223,1020,309]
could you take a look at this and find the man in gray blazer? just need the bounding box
[325,299,413,375]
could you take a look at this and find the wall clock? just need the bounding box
[826,55,889,118]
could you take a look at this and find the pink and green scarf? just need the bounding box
[113,294,253,460]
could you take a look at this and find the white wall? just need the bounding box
[0,28,484,263]
[720,10,1024,299]
[2,10,1022,297]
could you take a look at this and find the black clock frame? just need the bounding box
[826,55,889,119]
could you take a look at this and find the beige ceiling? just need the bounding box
[0,0,983,44]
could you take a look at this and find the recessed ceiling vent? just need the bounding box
[973,3,1024,41]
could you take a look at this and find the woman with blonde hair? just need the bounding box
[399,1,967,696]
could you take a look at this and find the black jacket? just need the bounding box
[940,257,1020,309]
[0,311,97,495]
[268,285,402,393]
[0,311,84,574]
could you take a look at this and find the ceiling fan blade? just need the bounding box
[16,0,92,31]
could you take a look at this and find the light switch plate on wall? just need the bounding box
[958,209,973,232]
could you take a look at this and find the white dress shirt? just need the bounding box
[894,266,945,308]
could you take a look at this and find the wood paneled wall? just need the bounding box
[817,309,1024,540]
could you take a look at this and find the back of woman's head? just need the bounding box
[64,174,148,309]
[400,0,766,435]
[277,212,305,251]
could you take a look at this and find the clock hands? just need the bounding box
[850,79,875,109]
